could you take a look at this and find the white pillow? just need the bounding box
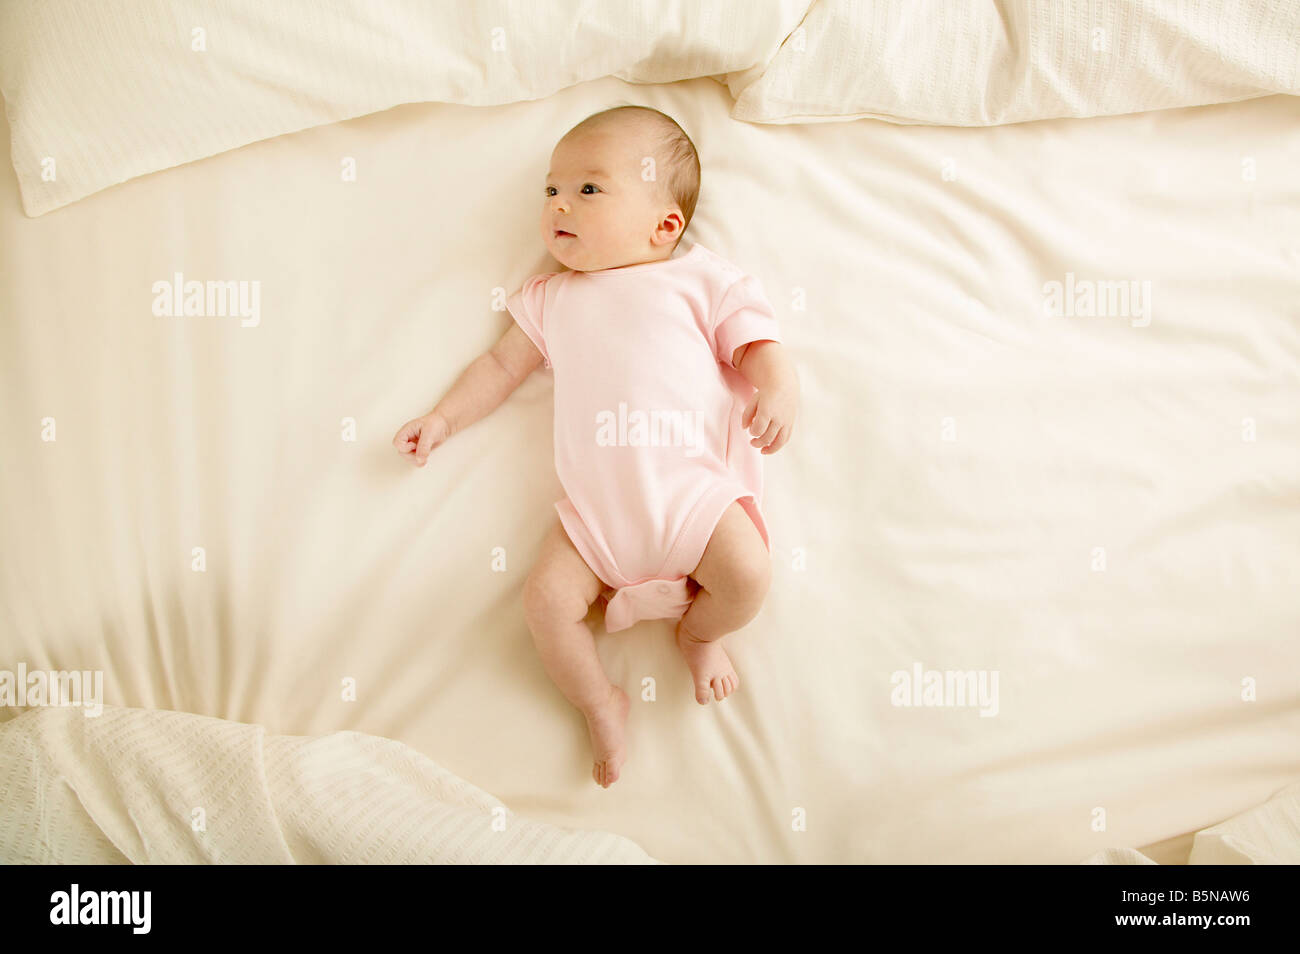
[731,0,1300,126]
[0,0,812,216]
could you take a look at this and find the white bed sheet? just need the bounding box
[1,76,1297,863]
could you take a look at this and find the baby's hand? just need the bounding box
[392,411,451,466]
[741,385,797,455]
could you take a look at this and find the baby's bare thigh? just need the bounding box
[524,518,604,617]
[689,501,771,600]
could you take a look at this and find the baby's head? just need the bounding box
[542,105,700,272]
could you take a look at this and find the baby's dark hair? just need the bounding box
[563,105,701,241]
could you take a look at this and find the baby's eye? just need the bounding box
[544,183,600,196]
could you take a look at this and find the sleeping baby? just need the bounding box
[393,106,799,787]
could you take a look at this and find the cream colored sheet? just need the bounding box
[1,75,1297,863]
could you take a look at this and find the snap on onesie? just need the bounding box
[506,241,782,633]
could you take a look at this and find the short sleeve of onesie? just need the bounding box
[505,272,558,369]
[711,273,783,370]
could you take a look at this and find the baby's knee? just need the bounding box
[739,547,773,601]
[714,545,772,617]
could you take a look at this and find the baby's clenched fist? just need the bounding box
[392,411,451,466]
[741,385,797,455]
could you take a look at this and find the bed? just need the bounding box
[2,0,1297,864]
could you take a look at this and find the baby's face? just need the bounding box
[541,125,683,272]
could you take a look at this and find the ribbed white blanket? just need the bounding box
[0,705,658,864]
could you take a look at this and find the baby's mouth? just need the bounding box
[554,229,576,239]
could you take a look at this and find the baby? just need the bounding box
[393,106,799,787]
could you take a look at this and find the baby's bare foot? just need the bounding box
[584,684,630,788]
[674,623,740,705]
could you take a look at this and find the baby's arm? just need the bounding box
[734,340,799,455]
[393,324,544,466]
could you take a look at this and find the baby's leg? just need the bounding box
[675,501,772,705]
[522,518,630,788]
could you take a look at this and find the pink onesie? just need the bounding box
[506,241,782,633]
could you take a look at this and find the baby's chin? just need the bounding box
[549,240,607,272]
[550,240,658,273]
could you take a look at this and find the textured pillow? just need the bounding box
[0,0,812,216]
[730,0,1300,126]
